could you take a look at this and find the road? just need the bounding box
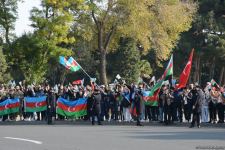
[0,124,225,150]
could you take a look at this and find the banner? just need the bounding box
[0,98,20,116]
[57,97,87,118]
[24,96,47,112]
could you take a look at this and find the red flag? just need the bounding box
[176,49,194,89]
[72,79,84,85]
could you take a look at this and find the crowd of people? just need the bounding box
[0,81,225,127]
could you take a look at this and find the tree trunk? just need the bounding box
[5,27,10,45]
[209,57,215,80]
[100,51,107,85]
[219,66,224,85]
[197,56,201,85]
[98,28,108,85]
[223,72,225,86]
[194,55,199,83]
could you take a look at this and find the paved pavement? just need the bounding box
[0,122,225,150]
[0,120,225,128]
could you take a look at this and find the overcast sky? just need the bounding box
[15,0,41,36]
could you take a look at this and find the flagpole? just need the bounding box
[79,65,92,79]
[74,60,92,79]
[75,60,101,88]
[143,81,151,89]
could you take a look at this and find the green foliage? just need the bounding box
[138,60,152,78]
[85,0,197,57]
[78,0,197,84]
[0,46,10,83]
[0,0,198,85]
[0,0,20,45]
[115,38,140,84]
[175,0,225,84]
[30,1,75,58]
[10,34,48,84]
[26,0,87,84]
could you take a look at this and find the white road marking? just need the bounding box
[4,137,42,145]
[147,133,176,136]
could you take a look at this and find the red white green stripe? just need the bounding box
[24,96,47,112]
[56,97,87,118]
[149,55,173,96]
[0,98,20,115]
[68,57,81,72]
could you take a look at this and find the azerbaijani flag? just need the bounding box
[142,90,160,106]
[144,55,173,106]
[149,55,173,96]
[0,98,20,116]
[67,57,81,72]
[24,96,47,112]
[57,97,87,118]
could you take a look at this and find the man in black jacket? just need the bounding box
[133,89,143,126]
[91,87,102,125]
[190,86,202,128]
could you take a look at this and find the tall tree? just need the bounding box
[10,34,48,84]
[29,0,85,83]
[0,0,19,45]
[84,0,196,85]
[115,38,140,84]
[0,46,10,83]
[175,0,225,85]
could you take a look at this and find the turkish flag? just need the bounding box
[176,49,194,89]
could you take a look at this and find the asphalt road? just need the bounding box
[0,124,225,150]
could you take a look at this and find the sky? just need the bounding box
[15,0,41,36]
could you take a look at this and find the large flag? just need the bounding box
[143,55,173,106]
[149,55,173,96]
[59,56,73,70]
[24,96,47,112]
[59,56,66,66]
[67,57,81,72]
[0,98,20,116]
[176,49,194,89]
[57,97,87,118]
[142,90,160,106]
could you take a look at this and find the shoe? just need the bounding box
[92,122,95,125]
[137,123,143,126]
[98,123,102,125]
[189,125,194,128]
[197,125,200,128]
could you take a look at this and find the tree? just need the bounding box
[10,34,48,84]
[29,0,85,84]
[40,0,196,85]
[0,46,10,83]
[138,60,152,78]
[175,0,225,85]
[115,38,140,84]
[81,0,197,85]
[0,0,19,45]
